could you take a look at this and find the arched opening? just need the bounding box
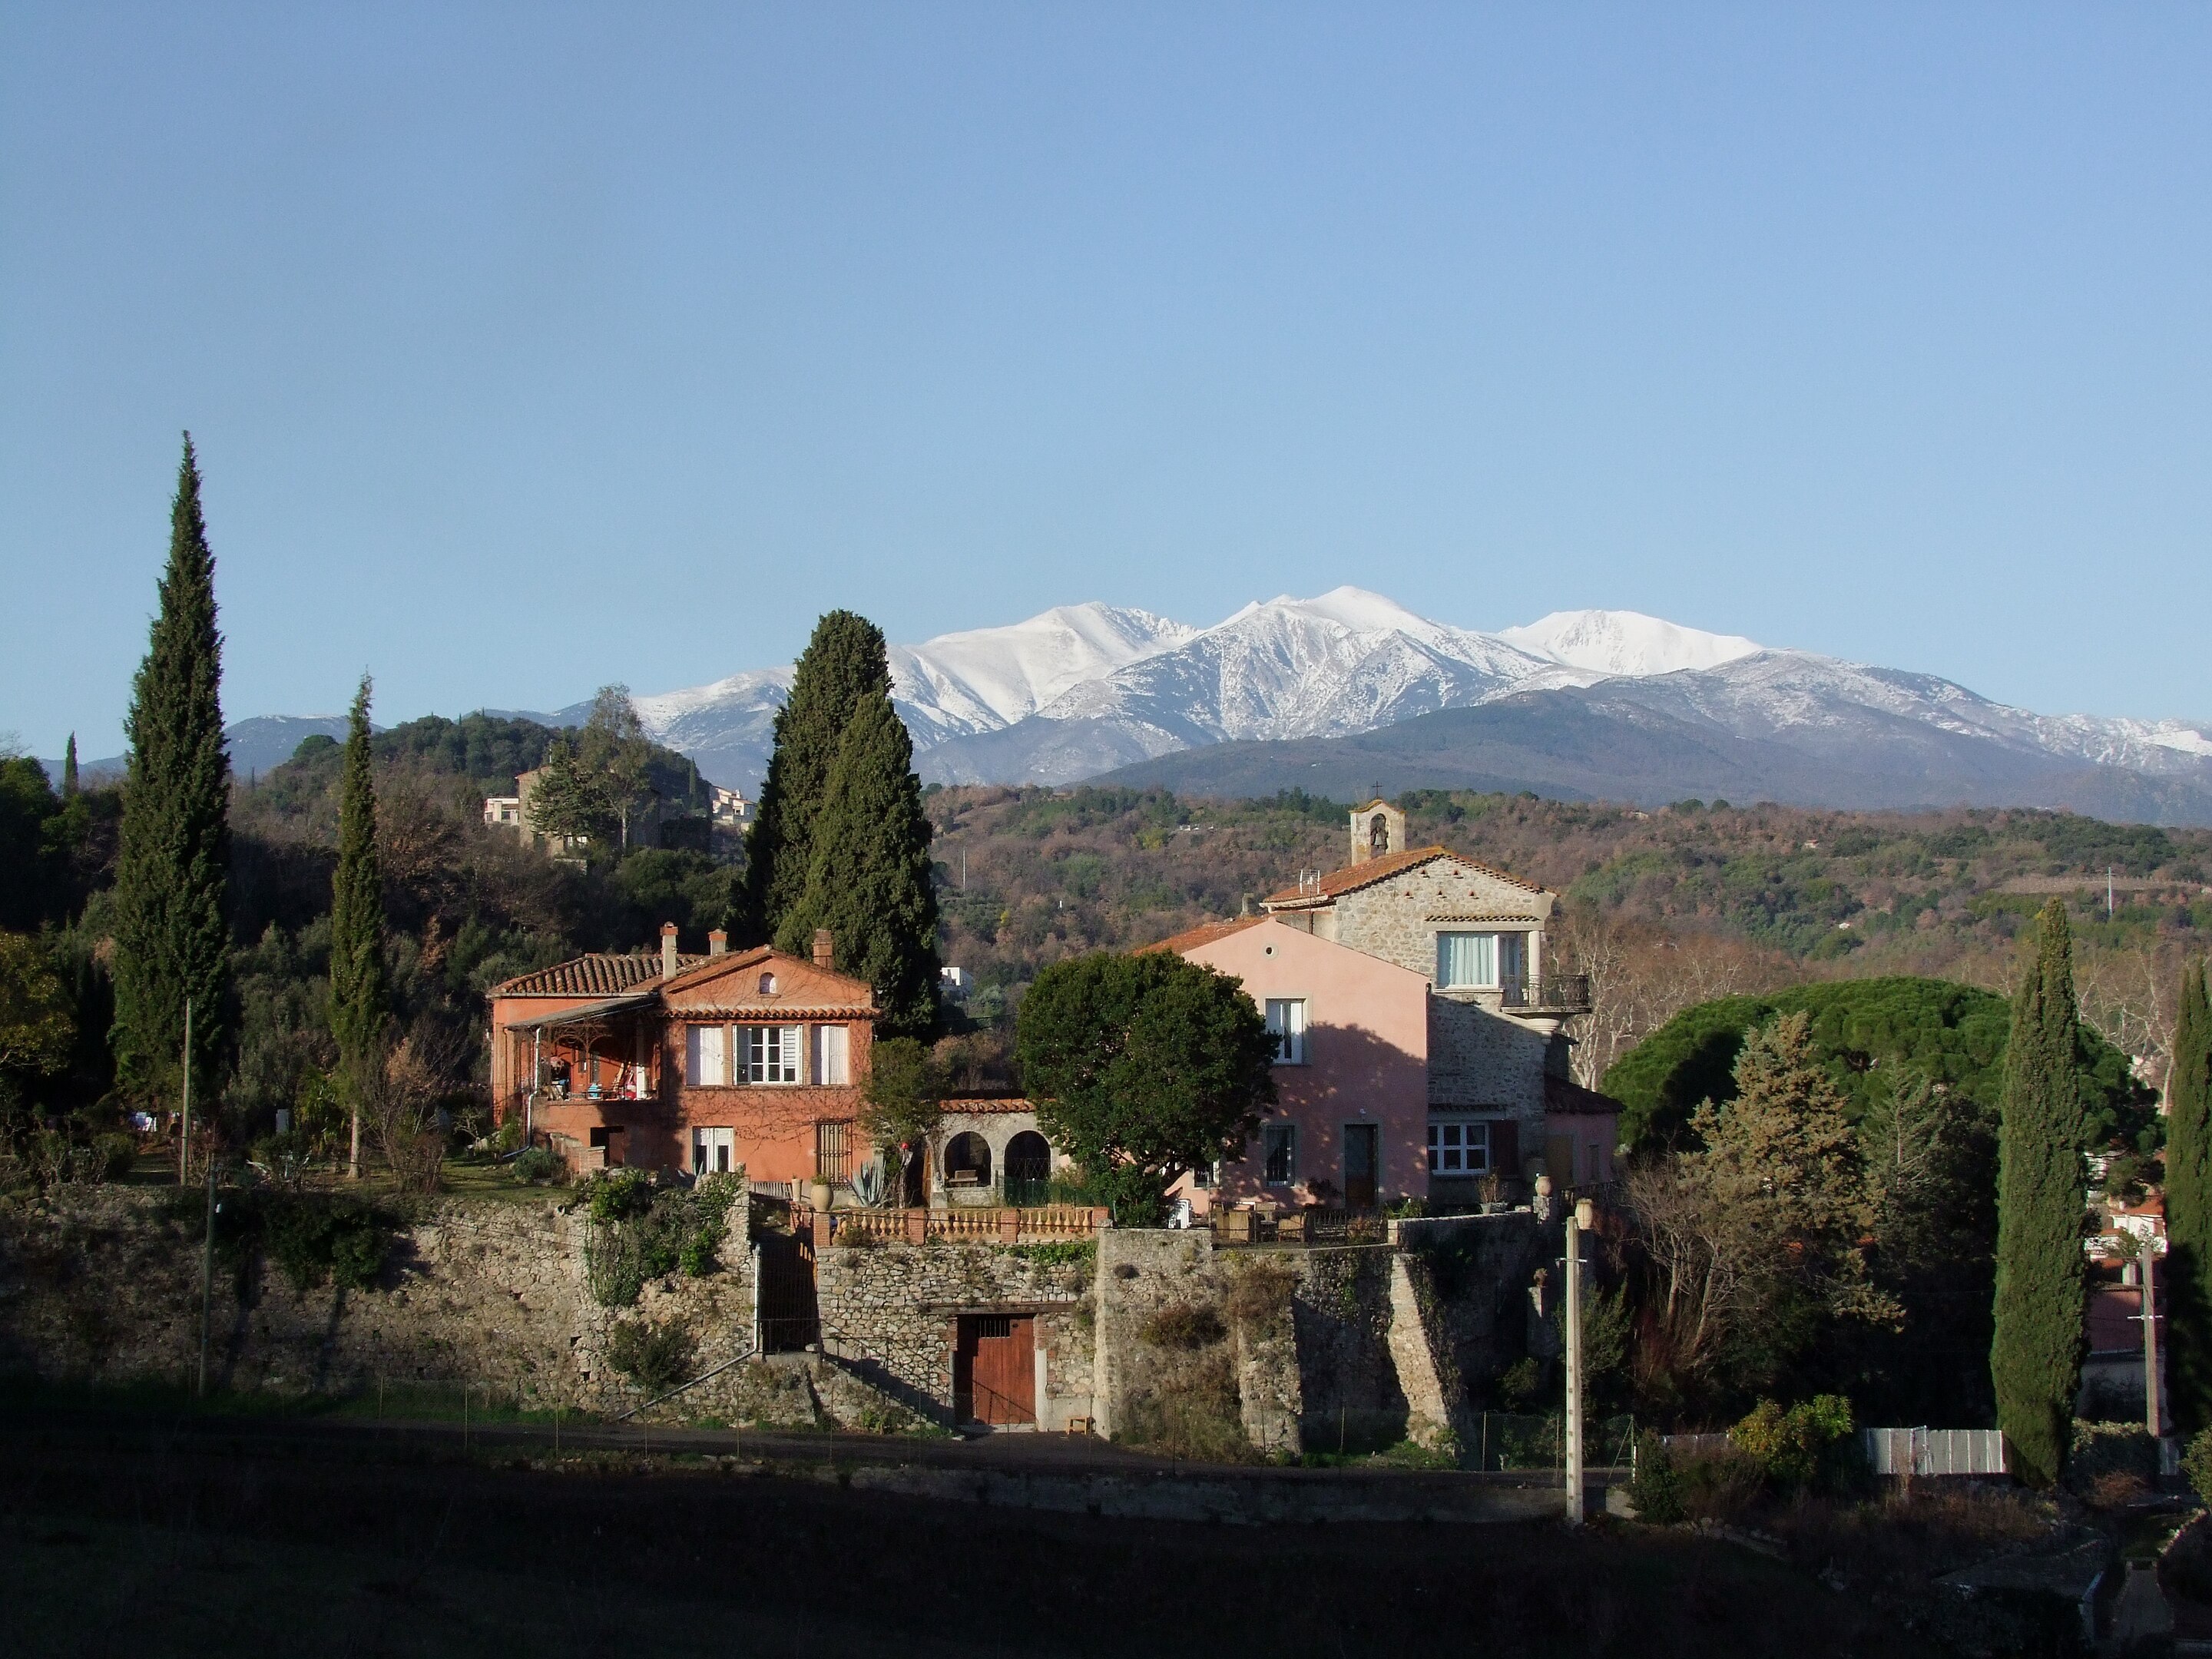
[943,1131,992,1192]
[758,972,777,995]
[1369,812,1391,856]
[1003,1131,1051,1207]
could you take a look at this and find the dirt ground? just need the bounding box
[0,1406,1936,1659]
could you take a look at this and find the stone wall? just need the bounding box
[0,1184,811,1426]
[815,1235,1095,1428]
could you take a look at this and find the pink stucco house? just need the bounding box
[1156,800,1620,1212]
[1154,916,1430,1212]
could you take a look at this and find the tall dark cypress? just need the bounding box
[61,734,78,796]
[733,611,892,945]
[329,675,389,1169]
[779,687,940,1036]
[111,435,232,1110]
[1992,899,2090,1488]
[2166,962,2212,1433]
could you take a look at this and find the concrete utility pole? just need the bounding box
[177,998,193,1184]
[1564,1197,1593,1525]
[2142,1240,2164,1439]
[197,1155,217,1397]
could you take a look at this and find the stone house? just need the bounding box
[1161,800,1612,1210]
[488,925,876,1186]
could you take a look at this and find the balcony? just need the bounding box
[1496,973,1592,1016]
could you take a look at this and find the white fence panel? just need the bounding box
[1862,1427,2005,1476]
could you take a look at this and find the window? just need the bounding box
[747,1025,801,1084]
[693,1126,733,1174]
[1426,1118,1491,1176]
[685,1024,727,1086]
[814,1121,849,1183]
[1264,998,1307,1065]
[1435,932,1526,989]
[813,1025,849,1085]
[758,972,777,995]
[1262,1123,1297,1185]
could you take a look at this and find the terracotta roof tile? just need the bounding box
[1139,916,1269,955]
[491,953,705,998]
[940,1097,1036,1116]
[1263,846,1546,909]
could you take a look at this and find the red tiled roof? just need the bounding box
[1140,916,1269,955]
[1263,846,1547,909]
[2086,1283,2159,1356]
[491,953,705,998]
[940,1096,1035,1116]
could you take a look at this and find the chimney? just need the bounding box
[707,929,727,957]
[661,922,679,979]
[813,929,835,972]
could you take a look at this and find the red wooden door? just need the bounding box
[955,1315,1035,1425]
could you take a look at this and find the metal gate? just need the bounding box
[754,1230,818,1353]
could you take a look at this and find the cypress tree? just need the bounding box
[778,687,941,1037]
[2166,962,2212,1433]
[733,611,892,945]
[1992,899,2090,1488]
[61,734,78,796]
[329,674,389,1175]
[111,435,232,1110]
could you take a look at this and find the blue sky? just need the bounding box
[3,4,2207,757]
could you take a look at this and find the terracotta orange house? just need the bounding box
[488,923,876,1184]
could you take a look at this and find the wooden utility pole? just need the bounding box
[177,998,192,1184]
[2143,1240,2164,1439]
[1565,1198,1589,1525]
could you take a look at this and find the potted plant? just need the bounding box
[808,1174,835,1214]
[1479,1172,1508,1215]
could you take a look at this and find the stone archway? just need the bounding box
[1003,1131,1051,1206]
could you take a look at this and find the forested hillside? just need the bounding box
[925,783,2212,1088]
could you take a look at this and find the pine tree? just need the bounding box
[61,734,78,796]
[734,611,892,945]
[1992,899,2090,1488]
[329,674,389,1177]
[111,435,232,1110]
[778,687,941,1037]
[2165,962,2212,1433]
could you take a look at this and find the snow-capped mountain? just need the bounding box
[1499,610,1763,678]
[526,588,2212,823]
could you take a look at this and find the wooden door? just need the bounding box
[1344,1123,1379,1210]
[955,1315,1035,1425]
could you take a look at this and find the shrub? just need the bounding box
[2184,1427,2212,1503]
[605,1317,696,1394]
[1141,1301,1227,1349]
[1628,1429,1685,1524]
[2069,1420,2159,1498]
[1225,1259,1300,1338]
[1117,1345,1253,1462]
[257,1191,393,1292]
[1674,1445,1769,1522]
[1730,1395,1856,1495]
[581,1169,742,1306]
[511,1146,558,1184]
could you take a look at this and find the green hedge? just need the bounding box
[1602,975,2151,1153]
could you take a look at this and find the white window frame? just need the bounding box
[1261,1123,1297,1186]
[1264,998,1308,1065]
[1435,932,1527,990]
[813,1024,849,1086]
[1426,1118,1492,1177]
[692,1126,734,1174]
[686,1024,728,1087]
[746,1025,802,1085]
